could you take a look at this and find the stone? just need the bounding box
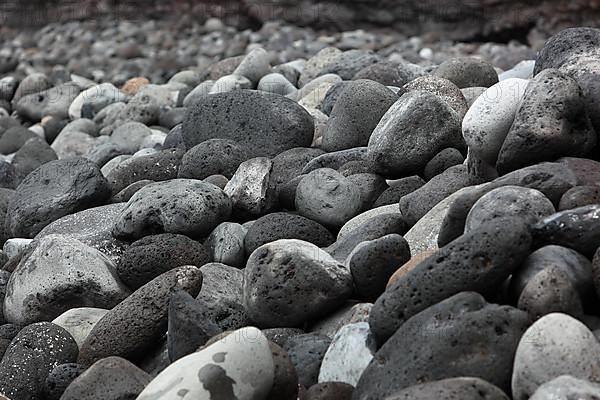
[353,61,412,87]
[121,77,150,96]
[403,75,468,117]
[0,322,78,400]
[106,148,183,195]
[262,328,304,348]
[355,292,529,399]
[113,179,232,240]
[209,74,253,94]
[385,378,510,400]
[497,69,596,174]
[182,90,314,158]
[267,341,298,400]
[462,78,529,166]
[532,205,600,257]
[206,222,247,268]
[499,60,535,80]
[4,234,129,325]
[109,121,152,153]
[268,147,324,199]
[178,138,248,180]
[461,86,487,107]
[303,147,368,174]
[224,157,276,217]
[400,165,473,226]
[233,47,271,84]
[0,162,18,189]
[510,245,594,307]
[465,186,555,232]
[517,266,584,320]
[137,327,274,400]
[284,333,331,387]
[370,217,532,343]
[116,233,209,289]
[44,363,85,400]
[434,57,499,88]
[36,203,128,263]
[511,313,600,400]
[69,83,127,120]
[78,266,203,367]
[321,79,397,152]
[318,50,380,80]
[310,302,372,339]
[258,73,297,96]
[529,375,600,400]
[0,126,38,155]
[423,148,464,180]
[299,47,342,88]
[559,185,600,210]
[182,80,215,107]
[112,180,154,203]
[306,382,354,400]
[348,234,411,302]
[318,322,376,386]
[243,239,353,327]
[6,158,110,238]
[368,90,463,177]
[12,72,50,104]
[52,308,109,349]
[2,238,31,260]
[373,176,425,207]
[244,212,334,255]
[16,83,81,121]
[295,168,363,229]
[11,136,57,179]
[167,290,221,361]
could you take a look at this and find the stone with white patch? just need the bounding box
[52,307,109,349]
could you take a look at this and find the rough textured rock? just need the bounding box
[434,57,499,88]
[60,357,151,400]
[370,217,532,343]
[243,239,353,328]
[224,157,276,217]
[529,375,600,400]
[113,179,232,240]
[182,90,314,157]
[6,158,110,238]
[511,313,600,400]
[178,138,248,180]
[284,333,331,388]
[206,222,247,268]
[385,378,510,400]
[78,266,203,367]
[0,322,78,400]
[355,292,529,399]
[43,363,85,400]
[306,382,354,400]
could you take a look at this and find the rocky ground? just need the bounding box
[0,14,597,400]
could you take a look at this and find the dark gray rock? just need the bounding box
[496,69,596,175]
[434,58,499,88]
[368,90,463,177]
[60,357,151,400]
[6,158,111,238]
[117,233,210,289]
[284,333,331,387]
[559,185,600,210]
[400,165,473,226]
[0,188,13,246]
[43,363,85,400]
[267,341,299,400]
[111,180,154,203]
[295,168,363,229]
[306,382,354,400]
[268,147,324,199]
[178,138,248,180]
[353,61,413,87]
[11,136,57,180]
[113,179,232,240]
[167,290,221,361]
[244,212,334,255]
[320,81,350,116]
[78,266,203,367]
[106,148,184,195]
[403,75,468,117]
[16,83,80,121]
[321,79,397,152]
[182,90,314,158]
[423,148,465,181]
[0,322,78,400]
[162,124,186,150]
[373,176,426,207]
[85,143,125,167]
[302,147,368,174]
[370,217,532,343]
[532,204,600,257]
[318,50,380,80]
[206,222,246,268]
[243,239,353,328]
[384,377,510,400]
[348,234,411,302]
[0,162,18,189]
[263,328,305,348]
[0,125,38,155]
[356,292,529,399]
[347,173,388,211]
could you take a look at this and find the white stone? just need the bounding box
[338,204,400,239]
[257,73,297,97]
[51,129,98,159]
[209,74,253,94]
[318,322,376,386]
[136,327,274,400]
[512,313,600,400]
[462,78,529,165]
[2,238,32,259]
[224,157,275,216]
[3,234,130,325]
[52,307,109,349]
[529,375,600,400]
[499,60,535,81]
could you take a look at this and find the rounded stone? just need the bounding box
[295,168,363,229]
[423,148,464,181]
[116,233,209,289]
[52,308,109,349]
[43,363,85,400]
[178,138,248,180]
[385,377,510,400]
[113,179,232,240]
[284,333,331,388]
[558,185,600,210]
[434,57,499,88]
[182,90,314,158]
[306,382,354,400]
[373,176,426,207]
[243,239,353,328]
[403,75,469,117]
[244,212,334,255]
[529,375,600,400]
[206,222,247,268]
[511,313,600,400]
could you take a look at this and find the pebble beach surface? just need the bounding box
[0,14,597,400]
